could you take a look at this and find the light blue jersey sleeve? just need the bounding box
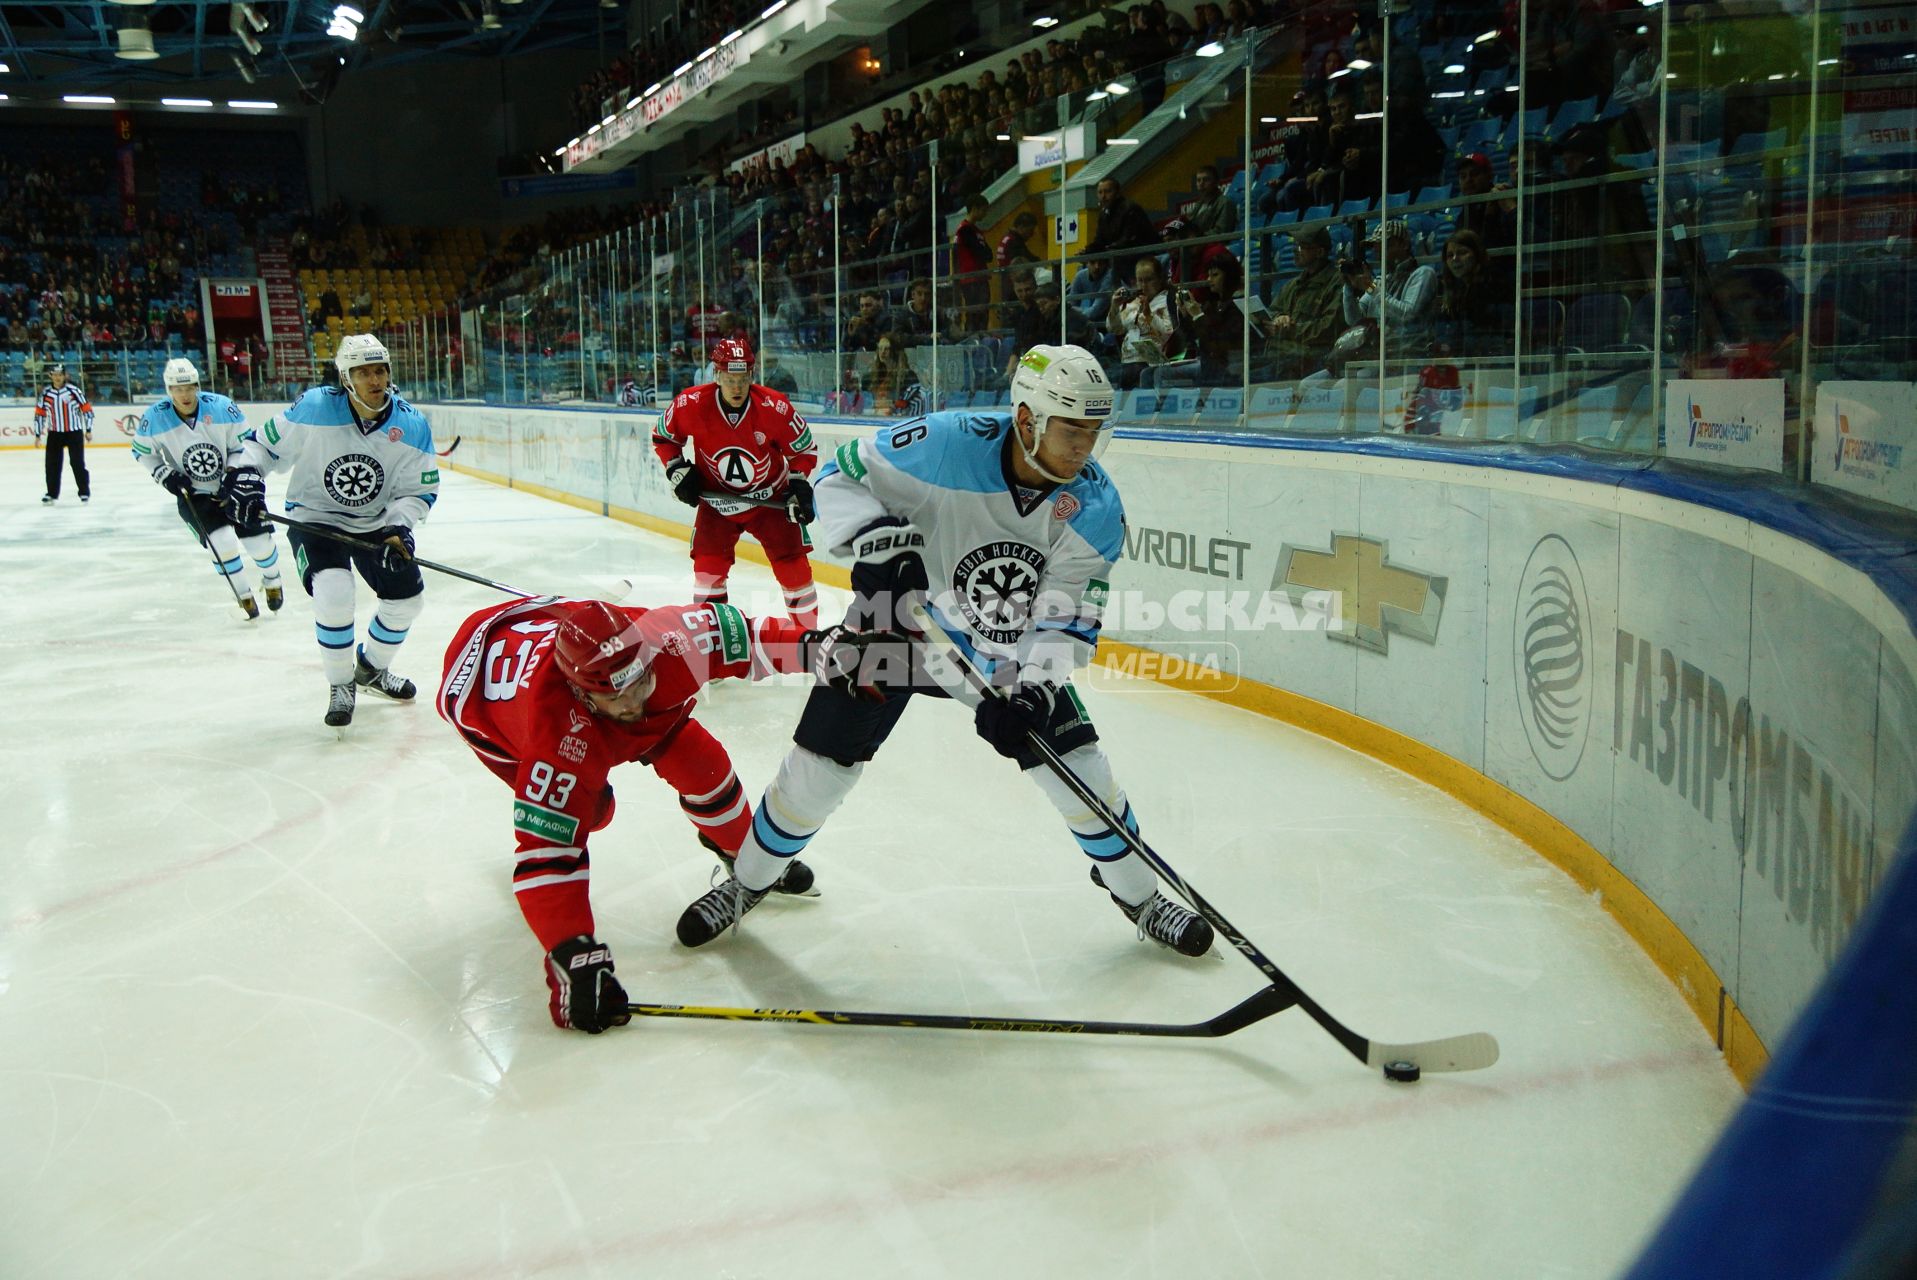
[382,399,440,530]
[1018,462,1125,683]
[129,401,173,484]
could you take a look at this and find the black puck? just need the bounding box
[1383,1060,1421,1083]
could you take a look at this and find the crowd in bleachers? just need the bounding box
[569,1,747,130]
[467,0,1914,439]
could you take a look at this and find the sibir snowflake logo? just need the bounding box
[323,453,385,507]
[181,440,225,480]
[952,541,1048,644]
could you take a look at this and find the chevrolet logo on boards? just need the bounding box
[1272,533,1446,655]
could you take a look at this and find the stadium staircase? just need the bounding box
[259,244,318,393]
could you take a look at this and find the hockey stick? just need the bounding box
[436,435,462,458]
[628,982,1292,1039]
[906,600,1501,1077]
[698,489,784,510]
[177,490,256,616]
[265,513,631,603]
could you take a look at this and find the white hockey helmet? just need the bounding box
[1010,344,1115,427]
[1009,343,1116,483]
[335,333,391,375]
[163,358,200,387]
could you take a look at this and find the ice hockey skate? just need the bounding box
[265,586,284,613]
[675,866,770,947]
[324,682,355,734]
[240,594,260,621]
[355,652,417,701]
[1092,865,1214,956]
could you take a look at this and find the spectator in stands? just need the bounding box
[1526,0,1614,110]
[825,362,867,414]
[1175,164,1237,281]
[1342,219,1438,359]
[1307,83,1377,208]
[996,210,1041,271]
[1268,224,1344,379]
[886,277,938,342]
[1261,85,1330,216]
[1454,153,1516,253]
[759,352,800,396]
[953,197,993,334]
[1553,123,1655,290]
[1086,177,1161,277]
[845,289,888,352]
[1431,229,1506,358]
[1119,4,1172,111]
[1068,256,1116,327]
[1171,254,1257,385]
[1002,268,1047,372]
[1031,266,1096,354]
[867,333,925,416]
[1108,254,1180,389]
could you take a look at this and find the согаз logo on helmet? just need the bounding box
[1513,534,1592,781]
[954,542,1046,644]
[324,453,385,507]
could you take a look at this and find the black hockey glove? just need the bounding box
[803,624,916,703]
[783,475,816,526]
[373,525,415,573]
[975,681,1059,760]
[544,934,632,1034]
[665,458,702,507]
[160,470,194,499]
[847,518,929,633]
[219,467,265,526]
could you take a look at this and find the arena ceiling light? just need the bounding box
[116,26,161,59]
[1032,16,1059,28]
[109,0,156,7]
[1104,81,1129,95]
[721,28,743,45]
[237,27,262,54]
[327,4,363,40]
[230,99,278,108]
[761,0,788,16]
[1474,28,1499,43]
[1443,63,1465,73]
[1195,41,1223,56]
[162,97,214,107]
[230,51,256,81]
[64,94,116,104]
[643,81,661,95]
[236,3,269,31]
[1346,58,1372,70]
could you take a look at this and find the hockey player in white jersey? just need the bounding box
[224,334,439,730]
[132,358,285,619]
[673,343,1213,956]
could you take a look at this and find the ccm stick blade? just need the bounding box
[628,984,1295,1039]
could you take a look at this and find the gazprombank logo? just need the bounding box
[1514,534,1592,780]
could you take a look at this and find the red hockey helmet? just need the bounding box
[711,337,755,373]
[553,601,653,695]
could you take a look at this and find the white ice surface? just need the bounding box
[0,452,1741,1279]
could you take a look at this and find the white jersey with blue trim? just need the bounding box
[130,392,250,494]
[813,410,1124,684]
[235,387,439,534]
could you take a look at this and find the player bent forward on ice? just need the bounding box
[132,358,286,619]
[675,343,1214,958]
[437,597,833,1033]
[224,335,438,731]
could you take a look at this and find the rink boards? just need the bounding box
[184,399,1917,1080]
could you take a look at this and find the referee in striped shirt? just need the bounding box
[34,363,93,505]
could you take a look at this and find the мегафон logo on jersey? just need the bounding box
[1514,534,1592,780]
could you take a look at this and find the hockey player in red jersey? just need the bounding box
[436,595,825,1033]
[652,337,821,627]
